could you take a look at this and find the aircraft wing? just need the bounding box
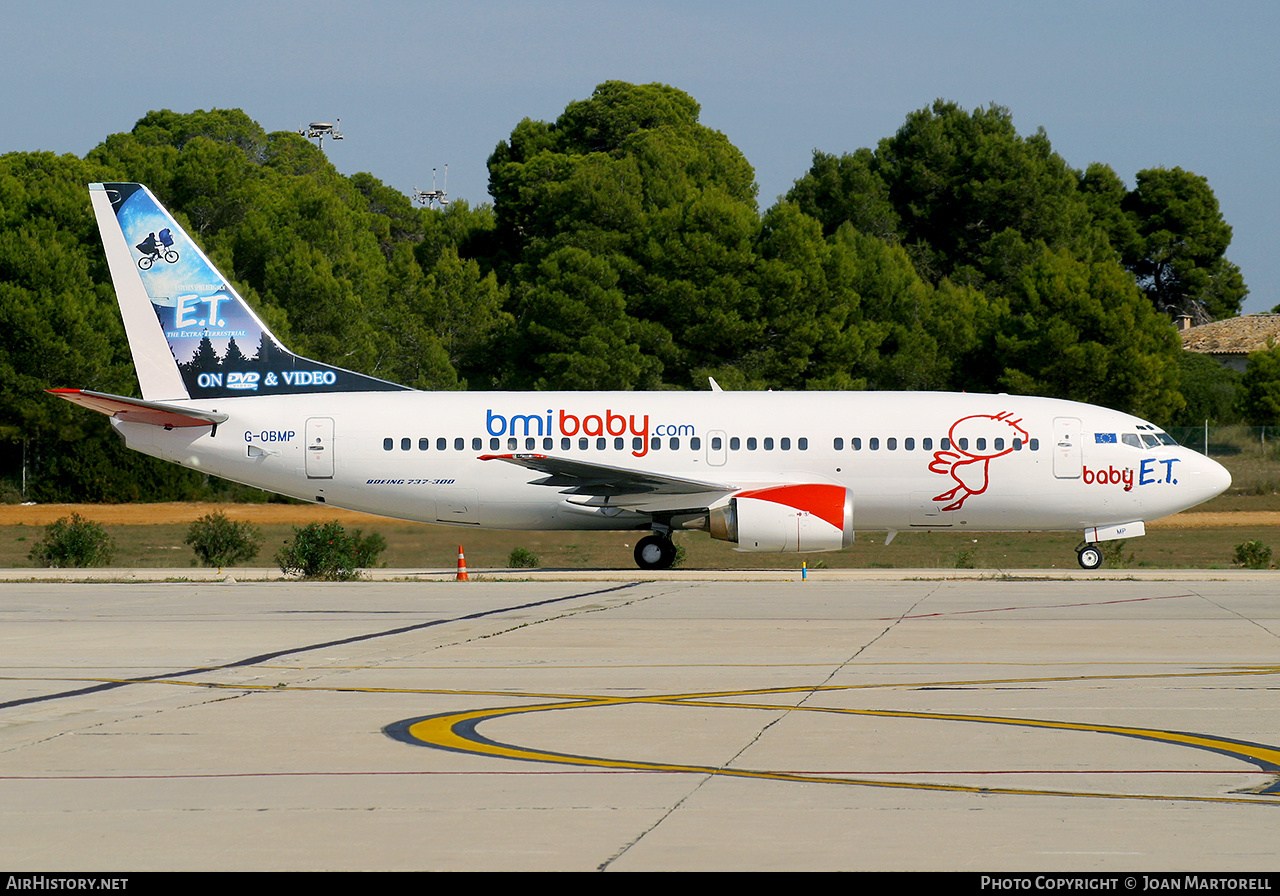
[47,389,228,428]
[479,453,735,500]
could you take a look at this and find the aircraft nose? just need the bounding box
[1206,456,1232,497]
[1192,454,1232,501]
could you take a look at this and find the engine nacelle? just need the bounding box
[707,484,854,553]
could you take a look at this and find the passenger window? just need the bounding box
[543,438,553,449]
[1030,439,1039,450]
[691,437,702,450]
[905,438,914,451]
[887,438,896,450]
[994,438,1004,451]
[634,437,644,451]
[401,438,411,451]
[454,438,464,450]
[798,437,808,450]
[764,437,774,450]
[419,438,429,451]
[1013,438,1022,451]
[748,437,758,450]
[525,437,535,450]
[730,437,741,450]
[870,438,879,450]
[941,438,950,450]
[579,437,589,450]
[439,438,448,451]
[489,438,499,450]
[651,438,661,451]
[597,438,606,450]
[834,438,844,450]
[958,438,969,450]
[614,437,624,450]
[562,437,572,450]
[923,438,932,451]
[670,437,680,450]
[507,438,517,450]
[781,437,791,450]
[852,438,861,450]
[383,438,392,451]
[711,436,722,450]
[472,438,482,451]
[976,438,986,451]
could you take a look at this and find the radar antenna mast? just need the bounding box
[299,119,344,149]
[414,165,449,209]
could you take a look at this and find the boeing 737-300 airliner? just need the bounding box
[51,183,1231,570]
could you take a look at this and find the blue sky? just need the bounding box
[5,1,1277,313]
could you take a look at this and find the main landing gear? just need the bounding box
[1076,542,1103,570]
[634,533,677,570]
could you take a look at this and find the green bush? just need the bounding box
[275,521,387,580]
[28,513,114,567]
[1102,539,1134,569]
[507,546,540,568]
[1232,540,1273,569]
[185,512,262,567]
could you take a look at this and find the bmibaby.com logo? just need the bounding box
[485,408,696,458]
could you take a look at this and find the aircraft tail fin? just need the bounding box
[88,183,409,401]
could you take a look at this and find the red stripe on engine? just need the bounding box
[736,484,846,531]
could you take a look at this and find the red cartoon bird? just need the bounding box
[928,411,1029,511]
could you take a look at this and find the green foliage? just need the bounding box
[1172,352,1243,426]
[994,249,1184,421]
[861,100,1092,291]
[788,148,898,242]
[1240,345,1280,425]
[953,545,978,569]
[784,99,1189,413]
[1119,167,1246,321]
[1232,540,1272,569]
[507,546,540,568]
[184,512,262,567]
[0,94,1252,502]
[3,108,514,499]
[28,513,114,567]
[1102,539,1134,569]
[487,81,763,388]
[275,521,387,580]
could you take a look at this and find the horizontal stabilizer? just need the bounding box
[47,389,228,429]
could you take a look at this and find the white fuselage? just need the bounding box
[112,390,1230,537]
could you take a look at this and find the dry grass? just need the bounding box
[1,503,1276,570]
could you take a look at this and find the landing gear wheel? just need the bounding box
[1077,543,1103,570]
[634,534,676,570]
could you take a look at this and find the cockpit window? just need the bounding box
[1122,433,1142,449]
[1141,434,1160,448]
[1157,432,1177,446]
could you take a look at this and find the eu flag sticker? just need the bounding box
[1095,432,1117,443]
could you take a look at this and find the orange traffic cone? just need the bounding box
[456,545,469,582]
